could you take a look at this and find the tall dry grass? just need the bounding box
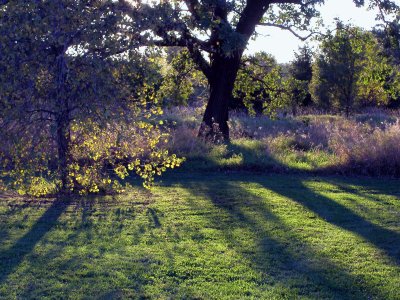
[165,107,400,176]
[329,120,400,176]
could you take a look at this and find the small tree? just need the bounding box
[158,49,207,107]
[310,23,399,116]
[289,45,313,114]
[232,52,310,117]
[0,1,183,195]
[373,17,400,107]
[282,76,309,116]
[233,52,281,116]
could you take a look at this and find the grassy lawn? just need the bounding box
[0,173,399,299]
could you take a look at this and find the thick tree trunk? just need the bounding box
[196,0,270,142]
[56,114,70,193]
[55,51,71,193]
[199,56,240,143]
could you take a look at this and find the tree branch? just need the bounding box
[258,22,321,41]
[26,109,57,115]
[186,43,212,80]
[183,0,201,22]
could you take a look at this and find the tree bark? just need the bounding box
[199,55,241,142]
[55,51,71,193]
[196,1,271,143]
[56,113,70,193]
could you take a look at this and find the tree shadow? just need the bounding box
[1,194,151,297]
[147,208,161,228]
[255,176,400,264]
[0,193,36,246]
[182,179,389,299]
[323,177,400,202]
[158,140,400,297]
[214,142,400,263]
[0,196,71,284]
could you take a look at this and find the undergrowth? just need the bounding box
[166,107,400,176]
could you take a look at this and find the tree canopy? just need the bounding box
[310,22,400,115]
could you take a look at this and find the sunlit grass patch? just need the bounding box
[0,173,399,299]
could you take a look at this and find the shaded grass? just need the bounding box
[0,173,399,299]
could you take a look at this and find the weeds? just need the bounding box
[167,108,400,176]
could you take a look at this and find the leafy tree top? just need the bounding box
[113,1,399,67]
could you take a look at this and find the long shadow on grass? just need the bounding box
[0,195,150,297]
[31,196,149,298]
[255,177,400,264]
[0,196,70,284]
[216,143,400,263]
[183,179,386,299]
[324,178,400,203]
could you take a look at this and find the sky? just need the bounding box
[246,0,391,63]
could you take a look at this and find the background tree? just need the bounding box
[373,16,400,107]
[282,76,309,116]
[233,52,282,116]
[310,23,400,116]
[310,23,363,116]
[158,49,208,107]
[289,45,313,114]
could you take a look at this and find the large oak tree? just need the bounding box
[117,0,399,141]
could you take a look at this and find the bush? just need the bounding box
[0,112,185,197]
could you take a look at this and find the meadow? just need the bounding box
[1,1,400,299]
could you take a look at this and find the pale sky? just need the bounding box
[247,0,397,63]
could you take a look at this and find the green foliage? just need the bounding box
[158,49,207,107]
[233,52,310,117]
[310,23,400,114]
[374,16,400,66]
[289,45,313,110]
[281,77,309,116]
[233,52,286,116]
[0,0,183,196]
[291,45,313,82]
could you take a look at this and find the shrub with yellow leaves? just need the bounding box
[67,116,185,195]
[0,89,184,197]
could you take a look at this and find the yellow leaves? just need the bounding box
[102,178,112,185]
[114,165,129,180]
[89,184,99,193]
[3,99,183,196]
[15,176,57,197]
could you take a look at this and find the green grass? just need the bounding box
[179,139,338,173]
[1,173,399,299]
